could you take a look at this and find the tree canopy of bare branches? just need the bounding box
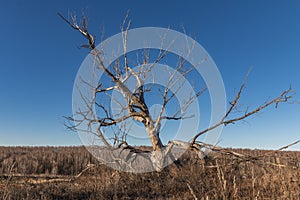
[59,12,294,172]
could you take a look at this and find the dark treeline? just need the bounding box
[1,146,300,176]
[0,146,98,175]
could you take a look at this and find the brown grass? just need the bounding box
[1,146,300,199]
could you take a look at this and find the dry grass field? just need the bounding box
[1,146,300,199]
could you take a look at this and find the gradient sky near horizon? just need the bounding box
[0,0,299,150]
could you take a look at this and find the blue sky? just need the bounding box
[0,0,299,149]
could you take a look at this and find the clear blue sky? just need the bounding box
[0,0,299,149]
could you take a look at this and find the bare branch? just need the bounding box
[191,85,293,145]
[224,88,293,125]
[223,68,252,120]
[58,12,95,49]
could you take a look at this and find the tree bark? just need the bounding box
[146,124,163,152]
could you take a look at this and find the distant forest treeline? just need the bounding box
[1,146,300,176]
[0,146,98,175]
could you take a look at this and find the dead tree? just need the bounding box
[59,13,294,172]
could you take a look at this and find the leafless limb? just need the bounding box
[192,138,300,168]
[58,12,95,49]
[191,76,293,145]
[275,139,300,151]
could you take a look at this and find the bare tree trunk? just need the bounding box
[145,120,165,171]
[146,126,163,152]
